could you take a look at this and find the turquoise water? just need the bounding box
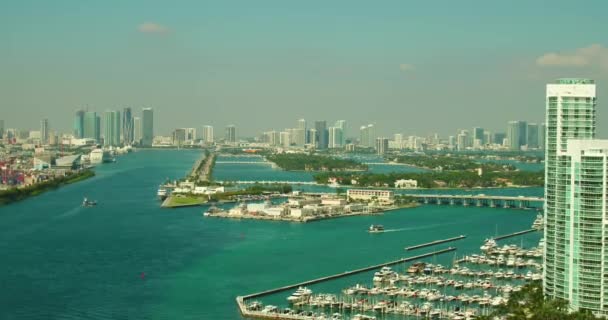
[0,150,542,320]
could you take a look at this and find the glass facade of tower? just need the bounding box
[544,79,597,311]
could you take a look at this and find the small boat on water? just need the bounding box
[82,197,97,207]
[368,224,385,233]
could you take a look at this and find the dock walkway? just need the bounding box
[494,228,537,241]
[405,235,466,251]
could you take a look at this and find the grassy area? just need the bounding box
[163,194,208,207]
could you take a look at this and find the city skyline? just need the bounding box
[2,1,608,136]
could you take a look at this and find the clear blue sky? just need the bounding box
[1,0,607,137]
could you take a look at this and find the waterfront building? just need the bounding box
[328,127,343,148]
[527,123,539,149]
[457,130,469,151]
[225,125,237,144]
[183,128,196,143]
[172,128,186,145]
[393,134,403,149]
[40,119,49,144]
[103,110,121,147]
[376,137,389,155]
[314,121,328,149]
[122,107,134,145]
[73,110,85,138]
[141,108,154,147]
[202,125,214,143]
[133,117,142,145]
[297,119,306,130]
[347,189,394,202]
[83,111,100,142]
[544,78,599,314]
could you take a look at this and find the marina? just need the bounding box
[493,229,537,241]
[405,235,467,251]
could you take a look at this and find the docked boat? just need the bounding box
[368,224,385,233]
[157,187,168,200]
[480,238,497,252]
[82,197,97,207]
[286,286,312,303]
[203,206,223,217]
[89,148,113,164]
[532,214,543,230]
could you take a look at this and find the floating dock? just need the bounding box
[405,235,466,251]
[494,228,537,241]
[237,247,456,306]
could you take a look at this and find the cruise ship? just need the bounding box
[89,148,113,164]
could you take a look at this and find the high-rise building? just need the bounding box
[394,134,403,149]
[328,127,343,148]
[473,127,484,145]
[103,110,121,146]
[83,111,100,142]
[544,78,599,314]
[359,124,376,148]
[172,128,186,145]
[376,137,389,155]
[507,120,527,150]
[141,108,154,147]
[183,128,196,143]
[40,119,49,144]
[202,125,214,144]
[297,119,306,130]
[73,110,85,138]
[527,123,539,149]
[540,123,546,150]
[308,129,317,147]
[457,130,469,151]
[133,117,142,145]
[279,131,291,147]
[314,121,328,149]
[334,120,347,145]
[448,135,455,149]
[493,132,506,145]
[225,125,237,144]
[122,107,134,145]
[483,131,492,146]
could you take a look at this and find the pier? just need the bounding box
[217,180,321,185]
[405,235,466,251]
[238,247,456,302]
[493,229,537,241]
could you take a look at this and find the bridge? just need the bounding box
[217,180,320,185]
[404,194,543,209]
[215,161,272,165]
[363,162,415,166]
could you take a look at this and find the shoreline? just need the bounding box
[0,169,95,206]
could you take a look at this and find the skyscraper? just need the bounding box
[133,117,142,145]
[279,131,291,147]
[141,108,154,147]
[359,124,376,148]
[202,125,214,144]
[473,127,484,145]
[328,127,343,148]
[375,137,388,155]
[314,121,328,149]
[225,125,237,144]
[527,123,539,149]
[297,119,306,130]
[335,120,347,145]
[544,78,598,314]
[40,119,49,144]
[539,123,546,150]
[103,110,121,146]
[83,111,100,142]
[122,107,134,145]
[507,121,527,150]
[73,110,85,138]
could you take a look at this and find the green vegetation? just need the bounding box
[314,170,544,188]
[163,194,208,207]
[209,184,292,201]
[267,153,368,171]
[390,155,516,171]
[0,169,95,206]
[478,281,601,320]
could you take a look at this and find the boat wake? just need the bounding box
[56,206,83,219]
[382,228,410,233]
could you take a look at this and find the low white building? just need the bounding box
[395,179,418,189]
[347,189,394,202]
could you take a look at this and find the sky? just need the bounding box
[1,0,608,137]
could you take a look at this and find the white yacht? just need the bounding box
[480,238,497,252]
[286,286,312,303]
[157,187,168,200]
[89,148,112,164]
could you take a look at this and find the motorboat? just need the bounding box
[82,197,97,207]
[368,224,384,233]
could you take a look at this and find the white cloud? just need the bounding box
[137,22,169,35]
[399,64,414,72]
[536,44,608,69]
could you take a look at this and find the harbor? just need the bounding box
[237,235,543,320]
[405,236,467,251]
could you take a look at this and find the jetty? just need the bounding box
[405,235,466,251]
[238,247,456,302]
[494,228,537,241]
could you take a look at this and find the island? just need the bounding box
[266,153,368,172]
